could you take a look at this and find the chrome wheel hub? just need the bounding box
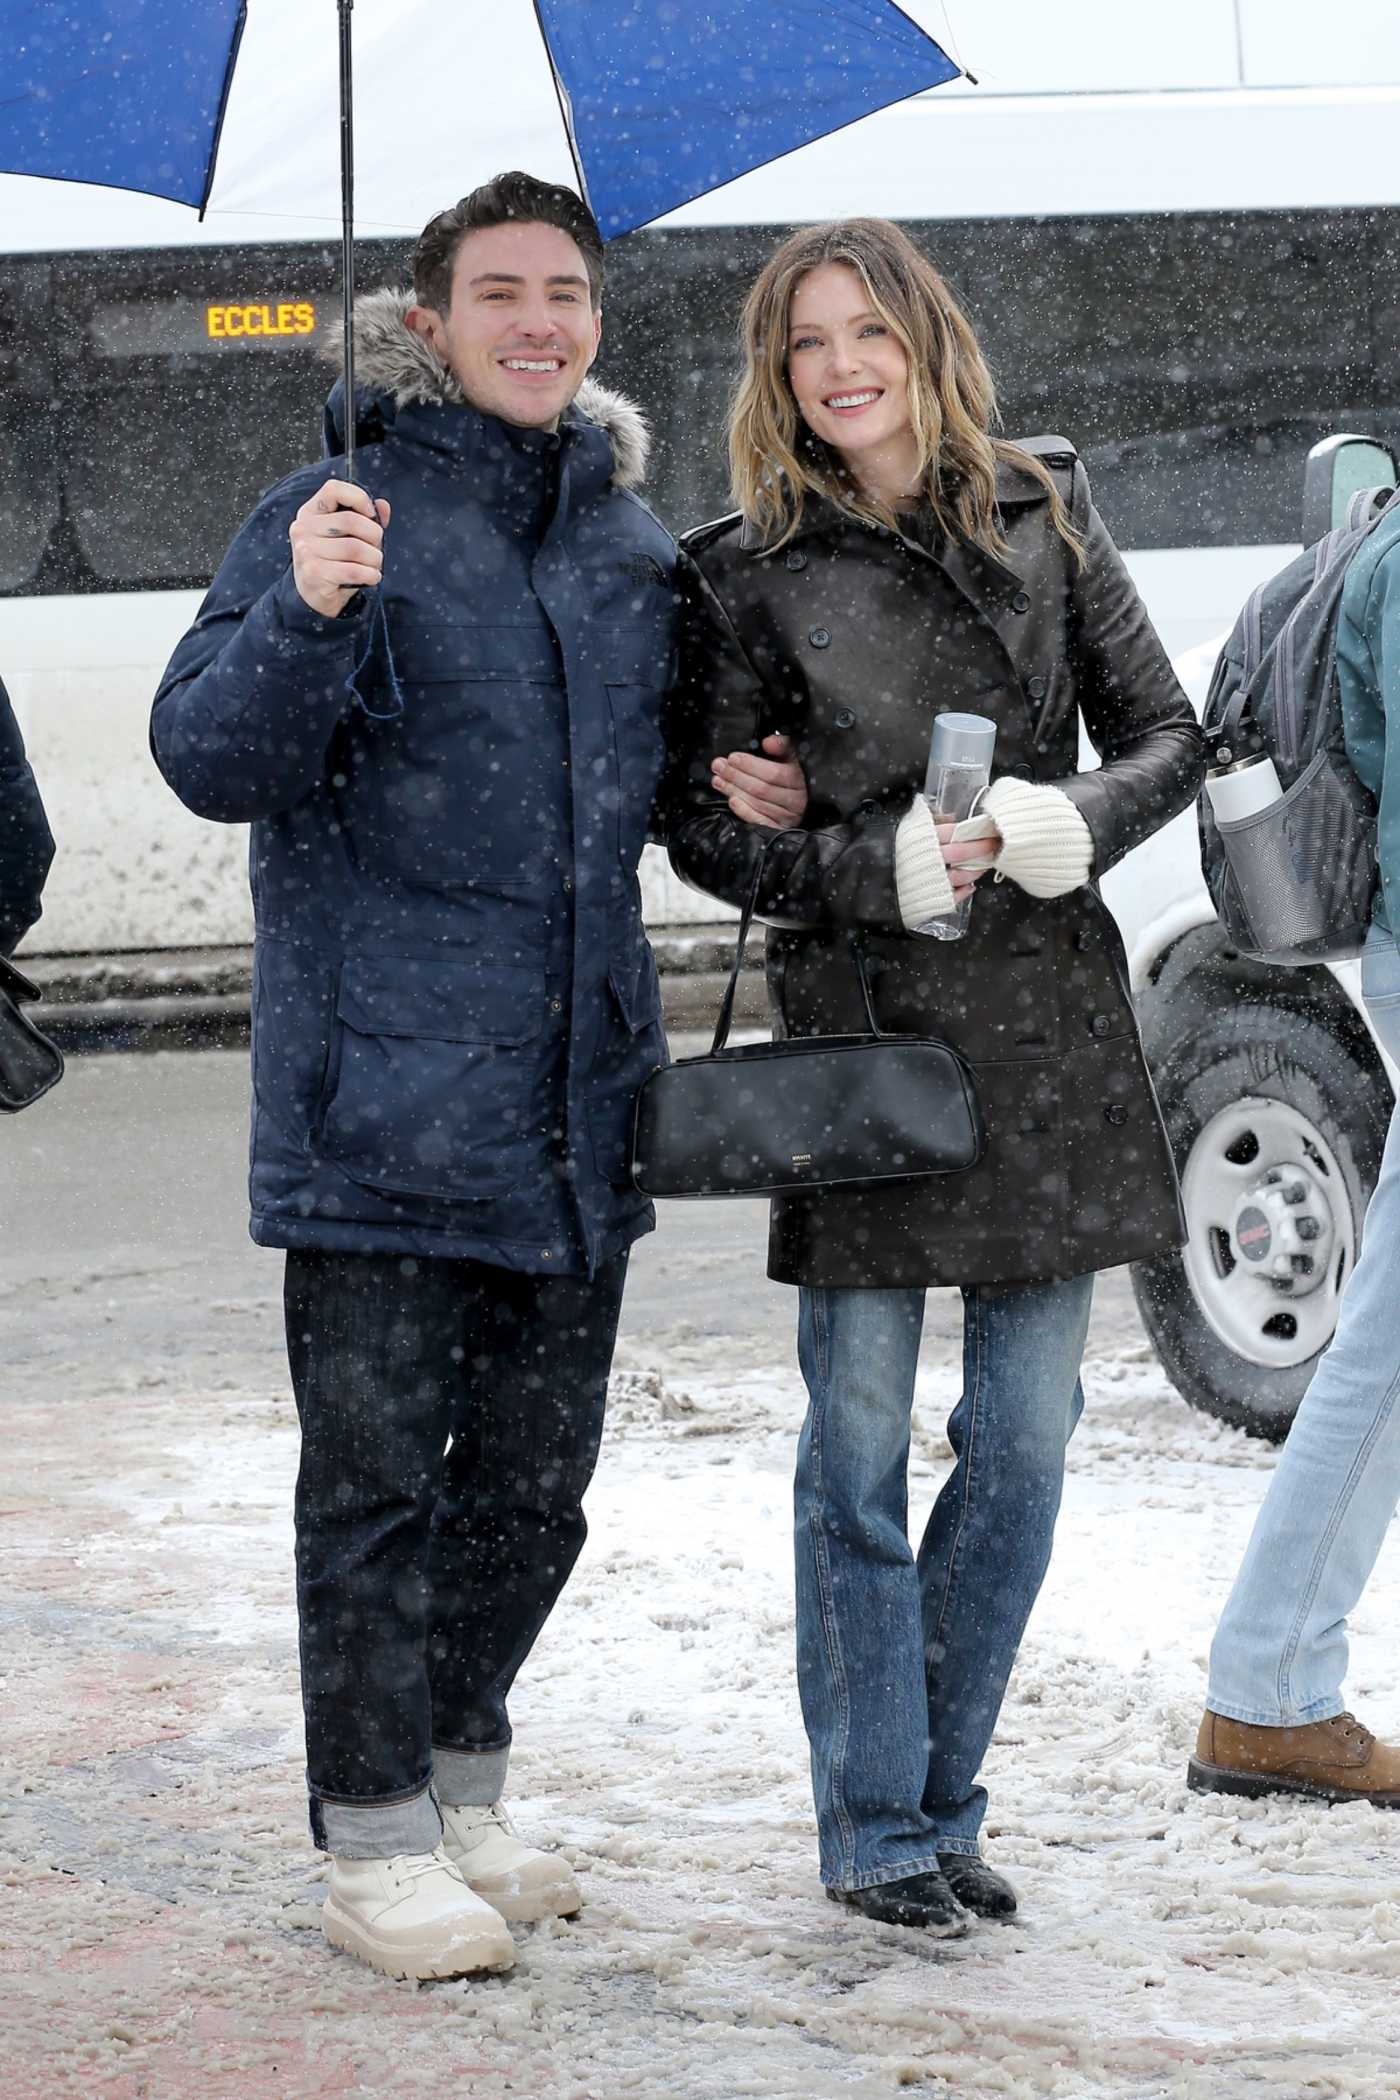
[1181,1096,1355,1368]
[1229,1159,1337,1296]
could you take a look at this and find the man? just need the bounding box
[1191,482,1400,1812]
[151,171,804,1982]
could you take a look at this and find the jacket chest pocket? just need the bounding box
[346,623,567,886]
[313,955,547,1201]
[599,627,669,868]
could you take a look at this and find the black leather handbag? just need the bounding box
[630,857,984,1200]
[0,956,64,1113]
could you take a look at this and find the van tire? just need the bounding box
[1131,1000,1389,1441]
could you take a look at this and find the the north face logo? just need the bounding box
[625,552,669,589]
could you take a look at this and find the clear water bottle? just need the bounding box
[914,711,998,941]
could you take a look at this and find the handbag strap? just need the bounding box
[0,954,41,1005]
[710,831,885,1053]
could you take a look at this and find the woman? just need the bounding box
[666,219,1203,1935]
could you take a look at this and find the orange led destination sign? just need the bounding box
[206,300,317,340]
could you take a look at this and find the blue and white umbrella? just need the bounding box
[1,1,960,232]
[1,1,962,471]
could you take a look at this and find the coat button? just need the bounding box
[786,550,808,572]
[1010,762,1034,781]
[858,798,879,817]
[835,707,857,729]
[1027,675,1048,700]
[1074,929,1092,952]
[1012,590,1031,613]
[1104,1103,1128,1126]
[809,626,831,648]
[1091,1013,1113,1038]
[550,997,564,1013]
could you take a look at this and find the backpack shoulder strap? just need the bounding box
[1345,484,1397,533]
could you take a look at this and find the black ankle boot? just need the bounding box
[937,1852,1018,1919]
[827,1868,969,1936]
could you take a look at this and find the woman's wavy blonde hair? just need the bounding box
[730,216,1082,562]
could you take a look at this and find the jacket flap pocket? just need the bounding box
[608,946,663,1034]
[394,623,562,685]
[337,957,544,1044]
[597,625,673,688]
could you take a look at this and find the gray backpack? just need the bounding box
[1198,487,1392,965]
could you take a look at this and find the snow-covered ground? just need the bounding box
[6,1292,1400,2099]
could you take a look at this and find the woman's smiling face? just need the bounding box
[785,262,915,474]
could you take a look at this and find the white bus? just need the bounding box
[2,0,1399,1429]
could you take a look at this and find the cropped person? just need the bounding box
[667,217,1203,1934]
[1192,485,1400,1809]
[0,672,54,955]
[151,171,803,1983]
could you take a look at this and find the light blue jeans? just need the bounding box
[1207,922,1400,1725]
[795,1272,1095,1889]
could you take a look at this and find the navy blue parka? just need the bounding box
[151,290,676,1274]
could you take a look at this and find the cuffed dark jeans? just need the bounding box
[284,1247,627,1855]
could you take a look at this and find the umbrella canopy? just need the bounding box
[538,0,960,236]
[0,0,959,238]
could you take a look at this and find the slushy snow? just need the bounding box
[4,1318,1400,2098]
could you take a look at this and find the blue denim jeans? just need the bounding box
[1207,923,1400,1725]
[794,1272,1095,1889]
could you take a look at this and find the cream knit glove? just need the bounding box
[981,775,1094,899]
[894,795,955,927]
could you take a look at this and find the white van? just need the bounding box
[2,4,1398,1431]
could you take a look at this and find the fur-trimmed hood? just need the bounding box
[328,286,650,490]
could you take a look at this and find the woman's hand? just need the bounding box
[937,815,1001,902]
[711,733,809,830]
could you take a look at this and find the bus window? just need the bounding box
[598,224,774,535]
[0,268,59,593]
[591,206,1400,553]
[8,207,1400,591]
[0,419,59,594]
[45,244,381,594]
[1083,412,1400,549]
[950,207,1390,550]
[63,374,326,587]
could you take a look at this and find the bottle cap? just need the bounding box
[1206,704,1267,775]
[929,711,997,769]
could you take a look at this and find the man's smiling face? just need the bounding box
[406,219,602,431]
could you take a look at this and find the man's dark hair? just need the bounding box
[411,171,605,315]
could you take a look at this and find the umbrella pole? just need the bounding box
[338,0,357,486]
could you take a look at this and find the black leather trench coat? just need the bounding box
[665,439,1205,1290]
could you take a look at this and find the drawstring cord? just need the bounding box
[343,585,405,722]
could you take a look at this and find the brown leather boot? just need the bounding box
[1188,1710,1400,1807]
